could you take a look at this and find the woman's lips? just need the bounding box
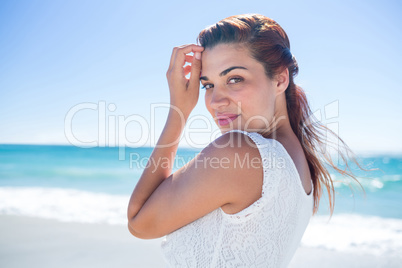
[216,114,239,126]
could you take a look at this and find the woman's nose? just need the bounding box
[209,87,230,110]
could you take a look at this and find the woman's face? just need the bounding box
[201,43,278,134]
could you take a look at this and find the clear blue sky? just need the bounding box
[0,0,401,155]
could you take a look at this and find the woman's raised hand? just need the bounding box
[166,44,204,119]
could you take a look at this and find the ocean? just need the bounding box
[0,144,401,256]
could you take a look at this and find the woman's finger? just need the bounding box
[185,55,193,64]
[168,45,203,71]
[183,65,192,76]
[188,52,202,88]
[168,47,179,71]
[171,45,204,72]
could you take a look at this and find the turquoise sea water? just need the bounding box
[0,144,401,254]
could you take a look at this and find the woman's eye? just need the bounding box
[202,84,213,90]
[228,77,243,84]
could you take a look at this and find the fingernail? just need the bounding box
[195,52,201,60]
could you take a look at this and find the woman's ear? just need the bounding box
[274,68,289,96]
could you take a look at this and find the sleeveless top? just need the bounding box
[161,130,314,267]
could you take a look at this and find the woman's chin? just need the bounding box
[219,127,242,134]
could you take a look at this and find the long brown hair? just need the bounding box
[198,14,364,215]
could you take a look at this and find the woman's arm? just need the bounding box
[127,110,184,237]
[127,44,204,235]
[128,131,263,239]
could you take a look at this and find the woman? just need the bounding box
[127,14,358,267]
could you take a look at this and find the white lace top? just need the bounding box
[161,130,314,267]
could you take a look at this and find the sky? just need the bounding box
[0,0,401,155]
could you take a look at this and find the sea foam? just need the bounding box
[1,186,401,255]
[0,187,127,225]
[303,214,402,255]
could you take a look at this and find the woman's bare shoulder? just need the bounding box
[199,131,264,214]
[202,131,260,156]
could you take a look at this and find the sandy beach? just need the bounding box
[0,215,164,268]
[1,215,400,268]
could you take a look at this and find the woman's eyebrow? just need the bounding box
[200,66,248,81]
[220,66,247,76]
